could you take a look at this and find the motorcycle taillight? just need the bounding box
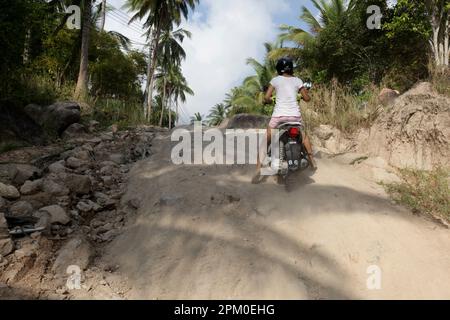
[288,127,300,138]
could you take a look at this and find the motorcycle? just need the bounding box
[267,122,311,187]
[265,81,313,189]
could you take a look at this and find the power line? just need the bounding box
[108,10,143,31]
[107,3,146,29]
[107,12,145,34]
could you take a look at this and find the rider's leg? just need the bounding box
[302,131,317,169]
[256,126,272,172]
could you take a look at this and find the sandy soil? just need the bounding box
[102,131,450,300]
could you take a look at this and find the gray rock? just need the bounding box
[0,238,13,256]
[9,201,33,217]
[0,182,20,200]
[99,165,116,176]
[39,205,70,225]
[8,164,41,186]
[62,123,86,139]
[25,101,81,136]
[102,176,114,187]
[48,161,66,174]
[33,211,51,231]
[66,157,86,169]
[20,179,43,195]
[0,212,9,237]
[65,174,92,195]
[76,200,101,213]
[0,197,6,211]
[101,229,120,242]
[52,236,93,274]
[42,179,69,197]
[109,153,126,165]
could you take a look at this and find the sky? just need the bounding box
[103,1,319,122]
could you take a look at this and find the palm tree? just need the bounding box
[207,103,228,126]
[155,64,193,128]
[74,0,92,102]
[226,44,278,116]
[190,112,203,124]
[269,0,356,60]
[126,0,199,119]
[100,0,107,31]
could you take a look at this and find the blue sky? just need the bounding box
[106,0,317,122]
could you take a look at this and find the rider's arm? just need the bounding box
[299,87,311,102]
[264,85,275,104]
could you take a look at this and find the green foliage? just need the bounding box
[90,32,145,99]
[207,103,228,126]
[383,168,450,224]
[91,98,149,130]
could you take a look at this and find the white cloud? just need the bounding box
[179,0,289,122]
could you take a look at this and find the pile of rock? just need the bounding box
[0,125,156,281]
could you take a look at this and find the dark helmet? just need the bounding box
[276,58,294,75]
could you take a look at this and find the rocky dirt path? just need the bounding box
[102,131,450,300]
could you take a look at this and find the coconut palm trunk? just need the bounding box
[74,0,92,102]
[146,26,162,120]
[168,97,172,130]
[159,76,167,127]
[100,0,106,31]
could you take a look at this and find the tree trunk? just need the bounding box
[143,44,152,116]
[100,0,106,32]
[159,77,167,127]
[168,97,172,130]
[146,26,162,121]
[176,102,179,127]
[444,14,449,67]
[74,0,92,102]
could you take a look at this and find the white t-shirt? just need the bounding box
[270,76,304,117]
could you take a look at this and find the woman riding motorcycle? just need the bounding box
[256,58,317,176]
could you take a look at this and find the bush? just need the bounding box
[90,99,149,130]
[383,168,450,224]
[303,83,381,134]
[430,68,450,97]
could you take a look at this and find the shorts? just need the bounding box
[269,115,304,129]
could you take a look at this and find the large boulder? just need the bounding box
[226,114,269,129]
[0,105,46,145]
[357,82,450,170]
[24,101,81,136]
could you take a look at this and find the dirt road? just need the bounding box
[102,131,450,300]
